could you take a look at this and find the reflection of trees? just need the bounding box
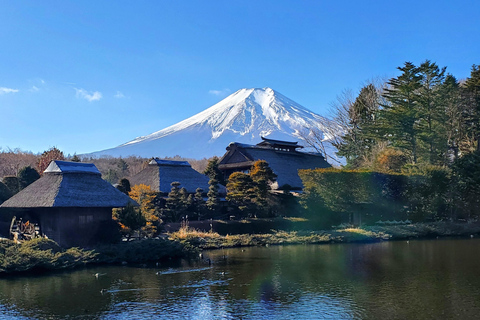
[1,240,480,318]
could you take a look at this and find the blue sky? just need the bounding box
[1,1,479,155]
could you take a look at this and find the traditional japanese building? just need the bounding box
[0,160,136,247]
[218,137,331,190]
[129,159,226,195]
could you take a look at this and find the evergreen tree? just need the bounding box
[117,158,129,177]
[416,60,447,164]
[113,203,146,240]
[116,178,131,195]
[179,187,191,218]
[452,152,480,219]
[461,64,480,152]
[162,182,184,222]
[203,156,225,185]
[17,166,40,190]
[250,160,277,216]
[103,169,119,184]
[382,62,422,163]
[71,154,81,162]
[442,75,462,162]
[194,188,206,219]
[2,176,20,195]
[0,181,12,204]
[226,172,256,216]
[206,177,220,213]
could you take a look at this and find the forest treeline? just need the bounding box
[325,61,480,169]
[301,61,480,223]
[0,148,210,182]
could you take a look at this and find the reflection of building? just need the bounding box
[218,137,331,190]
[0,161,136,247]
[130,159,226,195]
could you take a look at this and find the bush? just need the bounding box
[0,181,12,204]
[0,238,96,273]
[452,152,480,219]
[17,166,40,190]
[298,168,451,224]
[2,176,19,195]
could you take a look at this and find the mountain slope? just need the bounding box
[89,87,337,160]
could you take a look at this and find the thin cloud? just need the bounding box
[75,88,102,102]
[209,88,231,96]
[114,91,125,98]
[30,86,40,92]
[0,87,19,95]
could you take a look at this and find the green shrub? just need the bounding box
[17,166,40,190]
[0,238,96,273]
[2,176,19,195]
[0,181,12,204]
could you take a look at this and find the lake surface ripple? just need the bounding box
[1,238,480,319]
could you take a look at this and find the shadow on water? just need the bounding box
[1,238,480,319]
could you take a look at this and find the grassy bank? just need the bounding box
[3,221,480,274]
[0,238,198,275]
[168,221,480,249]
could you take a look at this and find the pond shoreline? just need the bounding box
[169,221,480,250]
[2,221,480,275]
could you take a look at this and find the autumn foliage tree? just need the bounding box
[37,147,65,174]
[129,184,160,237]
[113,203,146,240]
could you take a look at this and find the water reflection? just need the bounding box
[1,239,480,319]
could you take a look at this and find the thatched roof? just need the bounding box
[0,161,137,208]
[218,140,331,189]
[130,159,226,194]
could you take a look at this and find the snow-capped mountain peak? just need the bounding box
[90,87,334,160]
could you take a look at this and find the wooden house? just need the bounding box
[129,159,227,195]
[218,137,331,190]
[0,161,136,247]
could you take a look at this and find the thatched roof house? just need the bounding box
[130,159,226,195]
[0,161,136,247]
[218,137,331,190]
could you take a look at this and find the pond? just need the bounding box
[1,238,480,319]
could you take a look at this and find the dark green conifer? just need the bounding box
[17,166,40,190]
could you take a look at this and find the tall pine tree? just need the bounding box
[416,60,447,164]
[382,62,422,164]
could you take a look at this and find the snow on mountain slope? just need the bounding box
[89,87,339,161]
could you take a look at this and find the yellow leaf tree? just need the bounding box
[129,184,160,237]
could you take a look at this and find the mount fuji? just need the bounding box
[89,87,338,161]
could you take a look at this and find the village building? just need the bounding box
[129,159,226,195]
[0,160,136,247]
[218,137,331,190]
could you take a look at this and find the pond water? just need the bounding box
[1,238,480,319]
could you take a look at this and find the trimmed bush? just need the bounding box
[2,176,19,195]
[0,181,12,204]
